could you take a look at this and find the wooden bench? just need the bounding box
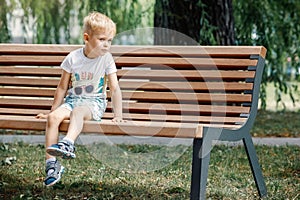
[0,44,267,199]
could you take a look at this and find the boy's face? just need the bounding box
[84,31,114,58]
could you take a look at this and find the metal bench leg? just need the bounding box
[190,138,212,200]
[243,135,267,197]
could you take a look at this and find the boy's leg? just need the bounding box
[45,107,71,159]
[44,159,64,186]
[44,106,70,186]
[46,106,92,159]
[65,106,92,141]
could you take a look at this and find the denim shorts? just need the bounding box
[60,95,107,121]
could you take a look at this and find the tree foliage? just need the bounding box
[0,0,15,42]
[200,0,235,45]
[154,0,300,109]
[233,0,300,109]
[1,0,153,43]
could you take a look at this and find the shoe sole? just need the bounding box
[44,166,65,187]
[46,147,76,159]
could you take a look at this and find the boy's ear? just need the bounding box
[83,33,89,42]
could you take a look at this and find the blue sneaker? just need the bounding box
[44,160,64,186]
[47,139,76,159]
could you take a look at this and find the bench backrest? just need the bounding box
[0,44,266,131]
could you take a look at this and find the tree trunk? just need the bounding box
[154,0,235,45]
[154,0,201,45]
[202,0,235,45]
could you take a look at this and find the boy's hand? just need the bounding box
[112,117,124,123]
[35,113,48,119]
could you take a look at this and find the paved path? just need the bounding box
[1,135,299,146]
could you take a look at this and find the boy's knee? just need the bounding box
[47,112,63,125]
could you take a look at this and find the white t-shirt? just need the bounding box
[60,48,117,98]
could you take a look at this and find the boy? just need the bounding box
[36,12,123,186]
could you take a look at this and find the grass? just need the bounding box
[0,142,299,199]
[252,110,300,137]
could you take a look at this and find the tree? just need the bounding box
[0,0,14,42]
[1,0,299,109]
[1,0,153,44]
[154,0,300,109]
[154,0,201,45]
[201,0,235,45]
[234,0,300,109]
[154,0,235,45]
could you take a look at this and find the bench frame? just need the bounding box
[191,55,267,199]
[0,44,267,199]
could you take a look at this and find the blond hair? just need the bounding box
[83,12,116,36]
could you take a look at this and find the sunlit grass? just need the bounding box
[0,142,299,199]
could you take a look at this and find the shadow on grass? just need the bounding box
[0,171,189,200]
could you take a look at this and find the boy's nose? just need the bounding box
[103,41,109,47]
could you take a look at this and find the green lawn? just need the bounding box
[0,142,299,199]
[252,110,300,137]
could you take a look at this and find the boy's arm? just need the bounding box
[51,70,71,111]
[108,72,123,122]
[36,70,71,118]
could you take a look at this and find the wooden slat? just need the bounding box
[0,44,267,58]
[0,68,254,80]
[110,45,267,58]
[0,44,82,55]
[0,115,203,138]
[0,88,251,103]
[121,102,250,115]
[0,66,62,76]
[115,102,250,115]
[102,113,247,124]
[0,76,59,87]
[0,108,48,116]
[0,98,53,108]
[116,91,252,103]
[0,108,247,125]
[118,70,255,80]
[0,78,253,91]
[0,57,257,70]
[0,87,55,97]
[0,115,242,137]
[119,81,253,91]
[0,54,260,68]
[198,46,267,58]
[0,98,250,115]
[114,57,258,68]
[0,55,65,65]
[0,67,256,79]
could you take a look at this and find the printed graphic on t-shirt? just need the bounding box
[71,72,105,96]
[74,72,94,81]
